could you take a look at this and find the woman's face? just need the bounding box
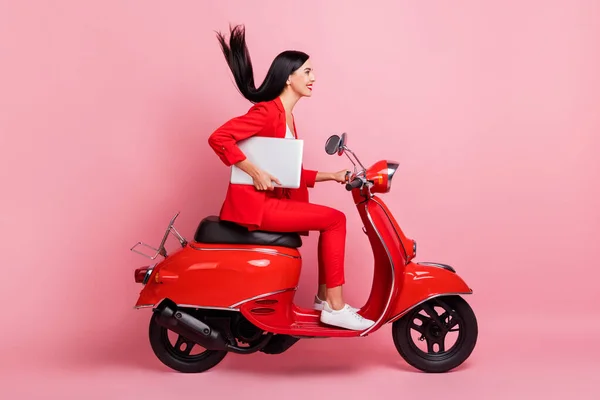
[287,59,315,97]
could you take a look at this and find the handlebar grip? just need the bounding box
[345,178,363,191]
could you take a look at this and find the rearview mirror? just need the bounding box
[324,133,347,156]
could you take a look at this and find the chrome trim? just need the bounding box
[134,296,166,309]
[343,149,358,174]
[386,161,399,192]
[229,287,296,308]
[417,262,456,273]
[178,304,240,311]
[134,304,154,309]
[142,263,156,285]
[360,202,396,337]
[371,197,408,262]
[190,245,301,259]
[134,304,239,311]
[133,289,296,311]
[135,297,167,310]
[386,291,472,324]
[343,146,367,172]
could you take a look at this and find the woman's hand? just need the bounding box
[332,169,350,184]
[253,169,281,191]
[234,159,281,191]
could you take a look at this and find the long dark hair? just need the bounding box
[216,24,309,103]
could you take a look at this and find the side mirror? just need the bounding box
[324,133,347,156]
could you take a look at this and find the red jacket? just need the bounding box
[208,96,318,231]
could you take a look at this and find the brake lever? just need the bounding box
[345,170,352,183]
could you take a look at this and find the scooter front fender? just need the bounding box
[386,261,472,324]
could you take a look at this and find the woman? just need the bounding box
[208,25,374,331]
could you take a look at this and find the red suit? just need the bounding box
[208,97,345,288]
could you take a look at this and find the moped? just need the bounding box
[130,133,478,373]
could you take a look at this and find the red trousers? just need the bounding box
[260,197,346,288]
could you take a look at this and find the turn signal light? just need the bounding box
[134,264,155,284]
[134,267,149,283]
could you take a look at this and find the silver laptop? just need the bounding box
[230,136,304,189]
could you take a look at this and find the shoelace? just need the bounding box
[346,306,366,320]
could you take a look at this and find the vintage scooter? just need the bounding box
[130,133,478,373]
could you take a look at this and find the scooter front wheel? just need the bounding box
[148,313,228,373]
[392,295,478,373]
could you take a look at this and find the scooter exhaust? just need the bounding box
[153,300,228,351]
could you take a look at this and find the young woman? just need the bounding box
[207,25,374,331]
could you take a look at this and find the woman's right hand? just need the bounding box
[253,169,281,191]
[234,159,280,191]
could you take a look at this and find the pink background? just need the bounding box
[1,0,598,398]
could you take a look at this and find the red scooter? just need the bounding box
[131,133,478,373]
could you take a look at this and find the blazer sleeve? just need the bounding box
[208,103,273,166]
[303,168,318,188]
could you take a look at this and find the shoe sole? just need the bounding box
[319,313,374,331]
[313,303,359,313]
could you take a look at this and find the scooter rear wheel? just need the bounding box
[392,295,478,373]
[148,313,228,373]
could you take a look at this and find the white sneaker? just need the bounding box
[313,295,359,312]
[320,302,375,331]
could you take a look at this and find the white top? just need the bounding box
[285,124,295,139]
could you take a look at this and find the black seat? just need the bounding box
[194,216,302,249]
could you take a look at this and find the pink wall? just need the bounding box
[1,0,598,371]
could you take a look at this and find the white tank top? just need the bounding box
[285,124,295,139]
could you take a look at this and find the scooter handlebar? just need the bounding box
[345,177,363,191]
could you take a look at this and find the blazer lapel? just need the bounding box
[291,116,298,139]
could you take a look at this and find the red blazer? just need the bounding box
[208,96,318,231]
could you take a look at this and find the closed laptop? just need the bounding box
[230,136,304,189]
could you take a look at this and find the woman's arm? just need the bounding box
[315,170,349,184]
[208,103,280,191]
[303,170,349,188]
[316,171,334,182]
[208,103,272,166]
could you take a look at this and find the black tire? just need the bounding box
[148,313,228,373]
[392,295,478,373]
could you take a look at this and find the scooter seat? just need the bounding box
[193,216,302,249]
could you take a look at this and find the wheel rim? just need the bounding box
[405,297,464,361]
[159,327,214,361]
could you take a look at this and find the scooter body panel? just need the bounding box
[353,193,407,331]
[237,289,361,337]
[135,243,302,309]
[350,192,472,333]
[385,261,472,323]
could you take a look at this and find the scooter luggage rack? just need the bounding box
[130,212,188,260]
